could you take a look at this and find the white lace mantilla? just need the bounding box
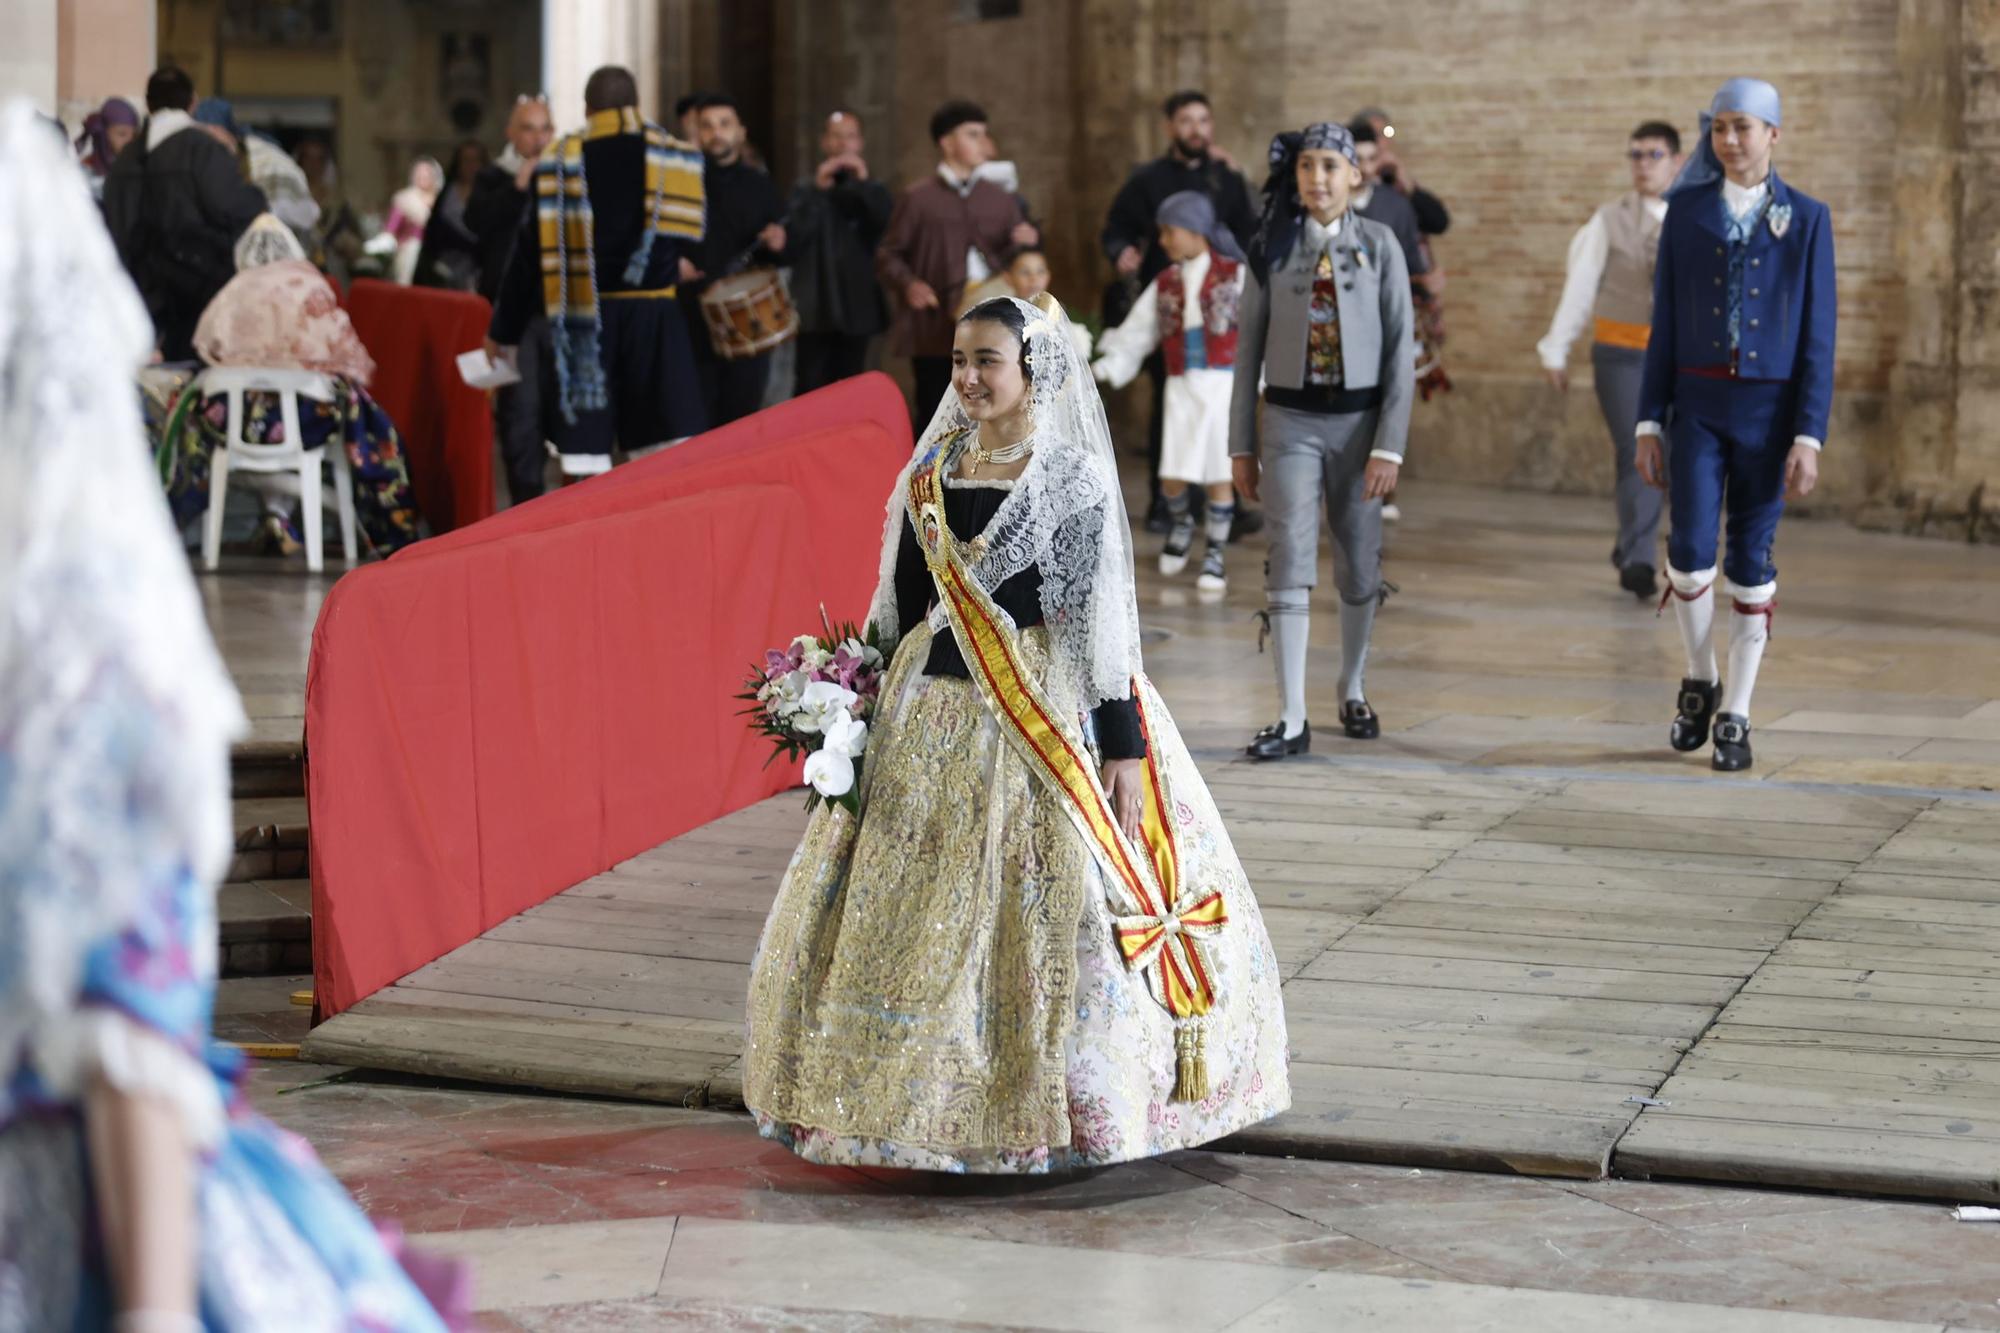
[865,296,1145,712]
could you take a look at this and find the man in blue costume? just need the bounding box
[1636,77,1836,772]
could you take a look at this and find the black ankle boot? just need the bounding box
[1247,721,1310,760]
[1671,678,1720,752]
[1711,713,1753,771]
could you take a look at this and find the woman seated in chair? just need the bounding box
[161,214,420,556]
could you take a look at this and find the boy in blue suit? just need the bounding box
[1635,78,1836,772]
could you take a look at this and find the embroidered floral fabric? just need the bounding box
[158,380,421,554]
[745,622,1292,1172]
[1306,249,1344,387]
[193,260,377,384]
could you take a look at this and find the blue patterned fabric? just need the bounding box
[1182,327,1208,371]
[0,701,449,1331]
[1724,194,1769,356]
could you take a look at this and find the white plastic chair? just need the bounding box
[196,366,356,574]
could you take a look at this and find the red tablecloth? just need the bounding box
[306,373,912,1017]
[344,279,496,535]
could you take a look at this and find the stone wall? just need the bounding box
[776,0,1994,537]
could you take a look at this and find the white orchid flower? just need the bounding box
[803,748,855,798]
[794,679,858,736]
[821,713,868,760]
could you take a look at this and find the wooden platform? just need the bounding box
[292,481,2000,1199]
[304,758,2000,1199]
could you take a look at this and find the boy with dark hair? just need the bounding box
[878,100,1039,422]
[1637,79,1836,772]
[1232,124,1415,756]
[1538,119,1685,599]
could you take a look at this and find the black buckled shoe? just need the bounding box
[1340,699,1381,740]
[1247,721,1310,760]
[1711,713,1754,771]
[1670,678,1720,752]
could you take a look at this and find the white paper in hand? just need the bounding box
[457,347,521,390]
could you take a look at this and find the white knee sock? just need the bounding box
[1269,588,1310,737]
[1666,565,1719,682]
[1338,594,1377,702]
[1720,578,1775,719]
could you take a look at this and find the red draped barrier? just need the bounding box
[306,373,912,1017]
[343,279,496,535]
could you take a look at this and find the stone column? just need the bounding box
[1878,0,1997,540]
[57,0,156,121]
[543,0,662,127]
[4,0,59,116]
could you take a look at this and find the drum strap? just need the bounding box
[601,286,679,301]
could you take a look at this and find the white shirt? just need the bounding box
[1536,196,1668,371]
[1092,250,1214,388]
[938,163,993,285]
[146,108,196,152]
[1634,174,1819,452]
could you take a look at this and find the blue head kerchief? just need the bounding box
[192,97,244,141]
[1667,77,1782,200]
[1156,189,1246,262]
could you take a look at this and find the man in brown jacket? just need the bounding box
[878,99,1039,423]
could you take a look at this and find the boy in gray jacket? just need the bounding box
[1231,122,1414,758]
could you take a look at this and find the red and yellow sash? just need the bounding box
[908,449,1227,1100]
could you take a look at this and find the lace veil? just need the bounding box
[0,102,245,1066]
[864,294,1144,711]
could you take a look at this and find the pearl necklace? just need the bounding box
[963,433,1034,477]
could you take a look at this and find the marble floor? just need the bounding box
[212,479,2000,1329]
[242,1060,2000,1330]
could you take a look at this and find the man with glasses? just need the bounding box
[1537,121,1684,599]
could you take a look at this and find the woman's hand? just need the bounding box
[1103,758,1145,842]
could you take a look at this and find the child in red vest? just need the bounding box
[1094,190,1243,590]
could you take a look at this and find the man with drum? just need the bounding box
[486,65,708,480]
[683,93,789,427]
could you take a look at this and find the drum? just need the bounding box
[698,267,798,360]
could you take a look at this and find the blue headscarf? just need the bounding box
[1250,122,1357,280]
[1156,189,1245,262]
[192,97,245,142]
[1666,77,1782,200]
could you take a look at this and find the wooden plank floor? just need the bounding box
[1619,796,2000,1200]
[305,758,2000,1196]
[297,481,2000,1197]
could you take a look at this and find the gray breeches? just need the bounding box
[1591,342,1663,568]
[1259,402,1384,603]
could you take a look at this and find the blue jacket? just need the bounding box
[1638,172,1837,443]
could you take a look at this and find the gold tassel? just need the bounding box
[1170,1023,1209,1103]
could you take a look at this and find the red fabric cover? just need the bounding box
[343,279,496,535]
[306,374,913,1017]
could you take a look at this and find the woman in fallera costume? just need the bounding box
[745,294,1290,1172]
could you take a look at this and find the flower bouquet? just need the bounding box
[739,609,887,814]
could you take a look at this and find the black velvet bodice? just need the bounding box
[892,482,1145,760]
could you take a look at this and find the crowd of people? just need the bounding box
[60,58,1829,772]
[3,48,1837,1326]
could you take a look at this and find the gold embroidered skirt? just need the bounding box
[744,626,1291,1173]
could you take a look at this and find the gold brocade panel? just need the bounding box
[744,625,1090,1154]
